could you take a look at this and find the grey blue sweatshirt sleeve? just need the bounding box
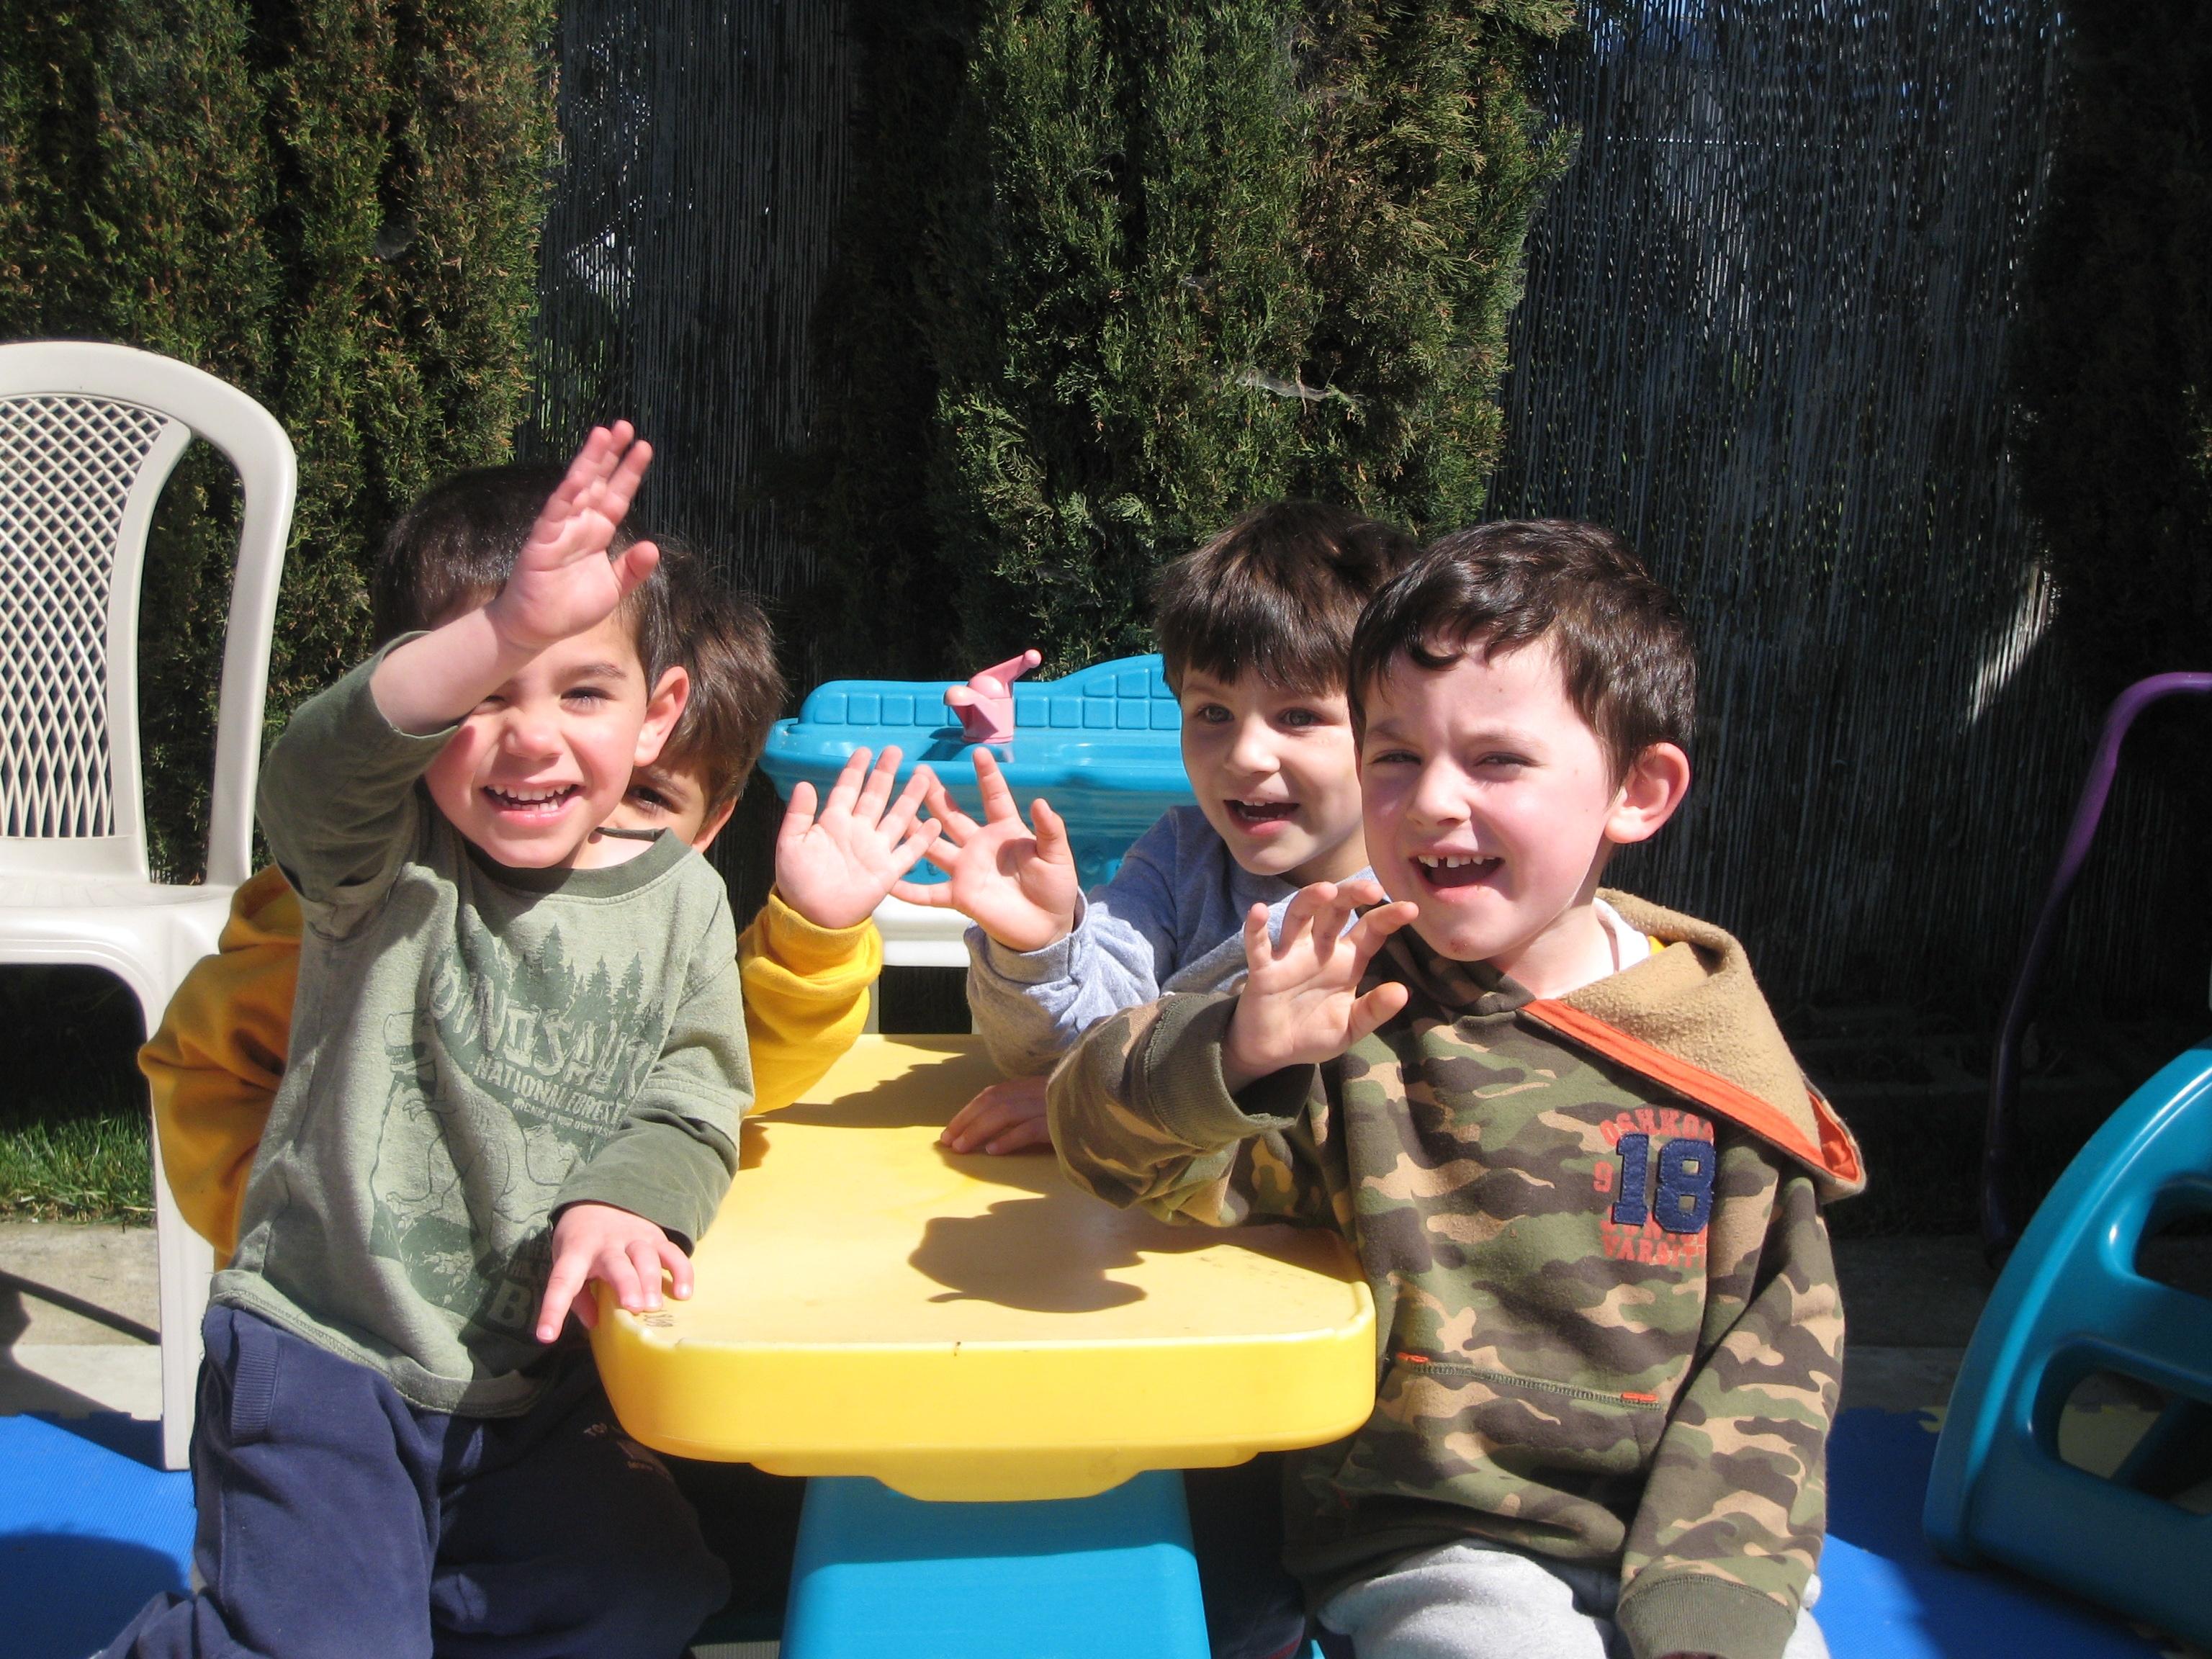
[965,806,1303,1076]
[964,812,1187,1076]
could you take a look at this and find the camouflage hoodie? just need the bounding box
[1048,891,1863,1659]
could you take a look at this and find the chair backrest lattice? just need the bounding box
[0,393,176,842]
[0,341,294,889]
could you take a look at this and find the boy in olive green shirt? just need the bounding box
[107,430,773,1658]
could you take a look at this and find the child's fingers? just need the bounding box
[777,780,820,847]
[1030,798,1073,863]
[823,748,873,819]
[609,539,659,595]
[886,819,943,876]
[855,746,903,821]
[660,1239,693,1302]
[922,774,979,841]
[891,873,960,907]
[555,425,621,505]
[1241,900,1275,967]
[938,1090,995,1149]
[1275,884,1334,950]
[1334,875,1390,911]
[623,1239,666,1310]
[1346,899,1421,959]
[971,748,1022,822]
[939,1076,1048,1151]
[984,1115,1053,1155]
[881,765,935,840]
[1343,981,1411,1048]
[598,432,653,521]
[597,1244,648,1315]
[535,1255,590,1343]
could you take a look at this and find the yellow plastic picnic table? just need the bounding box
[591,1033,1377,1503]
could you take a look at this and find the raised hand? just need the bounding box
[534,1200,691,1343]
[1220,878,1419,1092]
[775,747,942,930]
[894,748,1081,953]
[487,423,660,656]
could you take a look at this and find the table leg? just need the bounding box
[781,1470,1210,1658]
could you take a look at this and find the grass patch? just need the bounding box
[0,966,152,1223]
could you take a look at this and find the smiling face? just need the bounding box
[421,610,689,869]
[1178,668,1368,886]
[1359,637,1687,994]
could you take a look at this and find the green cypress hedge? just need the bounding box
[2011,2,2212,772]
[0,0,554,880]
[802,0,1576,678]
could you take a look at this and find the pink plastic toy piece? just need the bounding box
[945,649,1041,745]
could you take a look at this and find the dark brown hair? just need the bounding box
[369,463,677,682]
[1348,520,1696,776]
[652,546,783,812]
[1153,501,1420,696]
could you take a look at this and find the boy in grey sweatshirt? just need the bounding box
[919,501,1416,1148]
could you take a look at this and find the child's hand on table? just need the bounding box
[939,1073,1051,1154]
[535,1201,691,1343]
[897,749,1080,953]
[1221,878,1419,1094]
[775,746,942,930]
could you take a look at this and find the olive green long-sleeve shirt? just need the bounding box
[215,652,750,1416]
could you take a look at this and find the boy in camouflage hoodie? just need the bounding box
[1049,522,1864,1659]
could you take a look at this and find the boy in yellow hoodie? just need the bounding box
[144,492,935,1262]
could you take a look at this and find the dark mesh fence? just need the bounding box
[525,0,859,917]
[1493,0,2198,1020]
[523,0,2201,1024]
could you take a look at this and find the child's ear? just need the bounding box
[634,665,691,767]
[1605,742,1691,846]
[690,797,737,853]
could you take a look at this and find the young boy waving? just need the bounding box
[1050,521,1863,1659]
[107,429,753,1658]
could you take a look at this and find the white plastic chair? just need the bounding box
[0,341,295,1469]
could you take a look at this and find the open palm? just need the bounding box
[895,749,1079,953]
[775,747,940,930]
[1222,879,1419,1091]
[489,423,660,653]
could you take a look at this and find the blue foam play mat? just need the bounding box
[1,1408,2180,1658]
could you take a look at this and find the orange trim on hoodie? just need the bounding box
[1523,997,1863,1187]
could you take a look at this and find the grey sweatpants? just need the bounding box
[1318,1539,1827,1659]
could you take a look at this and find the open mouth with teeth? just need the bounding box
[1413,852,1500,890]
[483,784,582,817]
[1226,800,1298,827]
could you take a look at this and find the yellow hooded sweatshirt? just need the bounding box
[143,865,881,1261]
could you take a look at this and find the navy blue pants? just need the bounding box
[102,1305,729,1658]
[1185,1455,1308,1659]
